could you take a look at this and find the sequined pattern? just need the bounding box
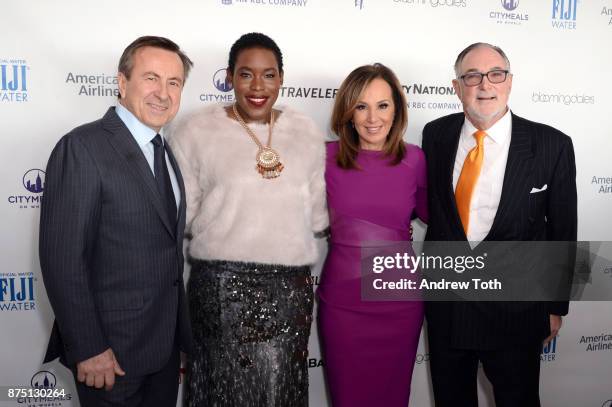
[186,260,313,407]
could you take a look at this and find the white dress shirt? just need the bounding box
[115,103,181,209]
[452,110,512,242]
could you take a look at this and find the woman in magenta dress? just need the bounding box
[317,63,428,407]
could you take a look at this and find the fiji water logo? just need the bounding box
[501,0,518,11]
[23,169,45,193]
[552,0,577,29]
[31,371,57,388]
[1,59,29,102]
[540,336,558,362]
[213,68,233,92]
[0,272,36,311]
[355,0,364,9]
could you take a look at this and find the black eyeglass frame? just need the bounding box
[458,69,510,87]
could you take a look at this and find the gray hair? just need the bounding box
[453,42,511,78]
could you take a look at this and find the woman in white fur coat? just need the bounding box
[169,33,328,407]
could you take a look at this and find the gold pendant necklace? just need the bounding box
[232,103,284,179]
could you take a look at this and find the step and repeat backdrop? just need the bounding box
[2,1,612,406]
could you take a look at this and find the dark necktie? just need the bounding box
[151,134,177,225]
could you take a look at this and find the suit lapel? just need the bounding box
[101,107,176,238]
[166,143,186,243]
[437,115,467,240]
[484,113,535,241]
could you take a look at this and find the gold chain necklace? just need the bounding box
[232,103,284,179]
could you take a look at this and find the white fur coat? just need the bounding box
[169,104,328,266]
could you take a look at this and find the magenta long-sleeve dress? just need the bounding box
[317,141,428,407]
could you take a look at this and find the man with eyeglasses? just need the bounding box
[421,43,577,406]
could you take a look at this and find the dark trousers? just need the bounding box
[429,340,542,407]
[73,343,180,407]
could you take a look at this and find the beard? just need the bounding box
[465,104,507,129]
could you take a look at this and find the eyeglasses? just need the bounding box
[459,69,510,87]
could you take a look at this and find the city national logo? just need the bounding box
[65,72,119,97]
[0,271,36,312]
[8,169,45,209]
[602,6,612,25]
[213,68,233,92]
[579,333,612,352]
[23,169,45,194]
[1,58,29,102]
[552,0,577,29]
[355,0,364,9]
[490,0,528,25]
[219,0,308,7]
[201,68,235,103]
[540,336,557,362]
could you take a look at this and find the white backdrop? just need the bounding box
[2,1,612,406]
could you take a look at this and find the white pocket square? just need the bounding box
[530,184,548,194]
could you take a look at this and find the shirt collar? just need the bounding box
[463,108,512,145]
[115,103,163,147]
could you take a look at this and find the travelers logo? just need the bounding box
[213,68,232,92]
[1,58,28,102]
[552,0,577,29]
[23,169,45,194]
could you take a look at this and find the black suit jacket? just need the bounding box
[40,107,193,375]
[422,112,577,349]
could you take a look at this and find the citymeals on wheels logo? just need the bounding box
[7,371,73,405]
[540,336,557,362]
[7,169,45,209]
[200,68,234,103]
[0,271,36,312]
[490,0,528,25]
[552,0,577,29]
[213,68,232,92]
[1,58,29,102]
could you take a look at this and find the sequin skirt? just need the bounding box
[186,259,313,407]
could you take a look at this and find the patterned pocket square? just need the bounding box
[530,184,548,194]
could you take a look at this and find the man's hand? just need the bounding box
[543,315,562,345]
[76,348,125,391]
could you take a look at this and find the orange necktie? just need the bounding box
[455,130,487,235]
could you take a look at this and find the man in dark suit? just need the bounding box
[422,43,577,406]
[39,36,194,406]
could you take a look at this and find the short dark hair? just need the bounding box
[454,42,510,77]
[228,32,283,74]
[331,63,407,170]
[118,36,193,80]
